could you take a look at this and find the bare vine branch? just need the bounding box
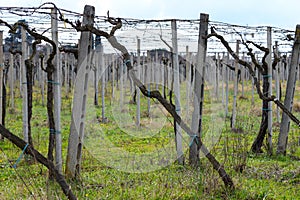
[58,7,235,189]
[208,28,300,127]
[0,17,76,199]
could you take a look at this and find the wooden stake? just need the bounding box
[21,27,29,142]
[66,5,95,178]
[172,20,184,164]
[267,27,273,154]
[9,53,14,110]
[136,38,141,127]
[274,41,281,123]
[0,31,3,140]
[146,51,151,116]
[277,25,300,154]
[225,53,229,116]
[185,46,191,121]
[190,13,209,167]
[100,42,106,122]
[51,8,63,173]
[231,40,240,129]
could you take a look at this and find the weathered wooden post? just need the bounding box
[100,40,106,122]
[111,55,115,99]
[231,40,240,129]
[21,27,29,143]
[9,53,14,110]
[94,36,100,106]
[215,53,220,100]
[41,48,48,106]
[221,53,225,107]
[136,38,141,127]
[241,53,245,97]
[171,19,184,164]
[146,51,151,116]
[120,59,124,107]
[190,13,208,167]
[0,31,3,140]
[277,25,300,155]
[64,53,69,97]
[51,7,63,173]
[66,5,95,178]
[185,46,191,121]
[225,53,229,116]
[274,41,281,123]
[155,50,159,90]
[251,63,255,106]
[266,27,273,154]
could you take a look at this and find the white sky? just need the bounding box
[1,0,299,30]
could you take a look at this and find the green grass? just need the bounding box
[0,79,299,199]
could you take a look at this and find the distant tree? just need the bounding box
[4,19,33,52]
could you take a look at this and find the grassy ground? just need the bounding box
[0,79,299,199]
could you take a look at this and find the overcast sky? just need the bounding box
[2,0,299,30]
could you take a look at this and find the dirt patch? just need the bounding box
[293,102,300,112]
[249,106,262,117]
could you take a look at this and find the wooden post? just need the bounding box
[216,53,220,100]
[155,50,159,90]
[129,55,134,100]
[136,38,141,127]
[120,60,124,107]
[231,40,240,129]
[66,5,95,178]
[124,53,128,100]
[9,53,14,110]
[171,20,184,164]
[190,13,208,167]
[100,42,106,122]
[267,27,273,154]
[0,31,3,140]
[146,51,151,116]
[185,46,191,121]
[65,53,70,96]
[41,48,48,106]
[225,53,229,116]
[94,47,99,106]
[274,41,281,123]
[277,25,300,154]
[160,52,164,96]
[251,63,255,106]
[21,27,29,143]
[51,8,62,173]
[221,53,225,107]
[112,55,115,99]
[241,53,245,97]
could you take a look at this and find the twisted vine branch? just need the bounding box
[59,9,234,189]
[207,29,300,127]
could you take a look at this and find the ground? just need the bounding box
[0,79,299,199]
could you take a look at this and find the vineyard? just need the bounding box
[0,2,299,199]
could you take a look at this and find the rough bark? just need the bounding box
[251,76,269,153]
[24,39,41,147]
